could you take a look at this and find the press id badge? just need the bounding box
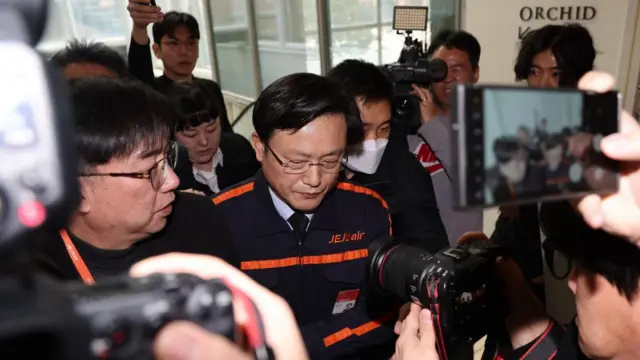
[332,289,360,314]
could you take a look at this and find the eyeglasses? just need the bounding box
[80,142,178,191]
[161,39,199,51]
[267,144,346,175]
[542,239,573,280]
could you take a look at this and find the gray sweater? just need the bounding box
[407,115,484,246]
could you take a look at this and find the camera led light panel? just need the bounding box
[393,6,428,31]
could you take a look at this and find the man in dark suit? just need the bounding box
[126,1,233,133]
[165,82,259,196]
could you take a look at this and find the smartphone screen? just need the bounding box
[452,85,620,208]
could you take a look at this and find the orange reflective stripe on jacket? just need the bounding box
[240,249,368,270]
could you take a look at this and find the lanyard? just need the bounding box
[59,229,96,285]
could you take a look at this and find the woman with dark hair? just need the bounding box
[165,82,260,196]
[490,23,598,303]
[514,23,596,88]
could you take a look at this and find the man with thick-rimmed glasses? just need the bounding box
[213,73,398,359]
[37,77,239,284]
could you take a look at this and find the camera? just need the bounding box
[68,273,236,360]
[381,32,448,134]
[368,236,505,360]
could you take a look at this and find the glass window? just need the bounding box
[38,0,75,51]
[330,0,377,27]
[256,0,321,90]
[210,0,258,98]
[69,0,129,39]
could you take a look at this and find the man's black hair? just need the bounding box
[69,78,173,172]
[426,30,481,69]
[493,137,523,164]
[152,11,200,45]
[514,24,596,87]
[540,133,565,151]
[164,82,220,132]
[326,59,394,106]
[50,39,128,77]
[540,201,640,301]
[253,73,364,146]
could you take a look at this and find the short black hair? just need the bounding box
[426,30,481,69]
[540,133,565,151]
[152,11,200,45]
[253,73,364,146]
[50,39,128,77]
[493,137,523,164]
[164,82,220,132]
[540,201,640,301]
[69,78,173,172]
[327,59,394,105]
[514,24,596,87]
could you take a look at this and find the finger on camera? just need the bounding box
[154,321,250,360]
[456,231,489,245]
[601,113,640,161]
[577,70,615,93]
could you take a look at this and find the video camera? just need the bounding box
[0,1,271,359]
[381,6,448,134]
[368,236,506,360]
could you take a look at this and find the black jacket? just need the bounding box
[36,193,240,282]
[127,37,233,133]
[175,132,260,196]
[213,171,397,359]
[495,322,588,360]
[349,129,448,253]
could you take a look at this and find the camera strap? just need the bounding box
[59,229,96,285]
[494,320,565,360]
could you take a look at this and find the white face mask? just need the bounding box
[499,159,527,184]
[345,138,389,174]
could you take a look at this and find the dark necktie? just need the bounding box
[288,212,309,242]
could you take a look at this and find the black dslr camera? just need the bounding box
[381,32,447,134]
[0,1,271,359]
[368,236,505,360]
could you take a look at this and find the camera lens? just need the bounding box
[368,236,435,306]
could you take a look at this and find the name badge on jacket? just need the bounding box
[332,289,360,314]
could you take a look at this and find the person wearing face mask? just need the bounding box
[488,137,544,203]
[327,59,448,253]
[165,82,260,196]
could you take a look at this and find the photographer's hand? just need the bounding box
[576,71,640,246]
[412,85,440,124]
[130,253,309,360]
[393,304,439,360]
[127,0,163,45]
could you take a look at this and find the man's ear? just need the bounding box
[251,132,264,162]
[472,66,480,84]
[76,178,92,215]
[152,43,161,59]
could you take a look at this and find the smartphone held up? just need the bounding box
[451,84,620,209]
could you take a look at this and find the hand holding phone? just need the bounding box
[127,0,162,29]
[451,84,620,209]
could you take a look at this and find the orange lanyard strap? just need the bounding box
[59,229,96,285]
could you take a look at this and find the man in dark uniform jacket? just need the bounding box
[165,82,259,196]
[37,78,239,283]
[126,1,233,133]
[213,73,397,359]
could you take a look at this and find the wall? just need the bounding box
[460,0,640,111]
